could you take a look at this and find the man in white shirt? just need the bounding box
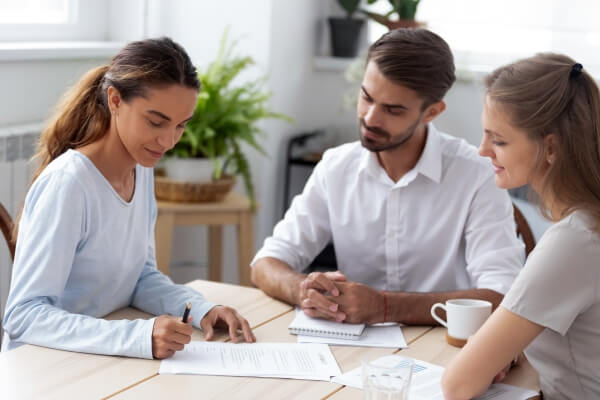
[251,29,524,325]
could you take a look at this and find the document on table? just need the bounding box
[159,341,341,381]
[297,323,407,348]
[331,355,539,400]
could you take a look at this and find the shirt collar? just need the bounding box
[359,144,385,183]
[413,123,442,184]
[358,123,443,184]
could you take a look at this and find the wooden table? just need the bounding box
[0,280,539,399]
[0,280,290,400]
[154,193,254,286]
[328,327,541,399]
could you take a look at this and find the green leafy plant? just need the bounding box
[363,0,421,26]
[337,0,361,18]
[168,30,291,207]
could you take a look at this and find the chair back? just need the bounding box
[0,202,15,261]
[513,203,536,257]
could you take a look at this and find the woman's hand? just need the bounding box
[493,354,521,383]
[201,305,256,343]
[492,363,511,383]
[151,315,194,359]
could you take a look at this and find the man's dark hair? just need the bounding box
[367,28,456,108]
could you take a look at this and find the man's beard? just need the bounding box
[359,114,423,153]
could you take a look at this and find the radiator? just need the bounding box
[0,123,42,332]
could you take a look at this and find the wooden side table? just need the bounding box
[155,192,254,286]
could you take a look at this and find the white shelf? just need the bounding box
[0,41,125,61]
[314,56,492,83]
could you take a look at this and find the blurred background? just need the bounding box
[2,0,590,308]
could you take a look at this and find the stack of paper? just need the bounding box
[291,309,407,348]
[288,308,365,340]
[297,323,407,348]
[331,355,539,400]
[159,342,341,381]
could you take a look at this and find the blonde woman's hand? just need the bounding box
[493,354,521,383]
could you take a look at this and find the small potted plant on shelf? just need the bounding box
[328,0,365,58]
[161,30,291,207]
[362,0,424,30]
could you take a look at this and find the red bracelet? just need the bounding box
[382,290,387,323]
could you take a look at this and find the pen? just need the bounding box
[182,302,192,323]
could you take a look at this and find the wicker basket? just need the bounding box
[154,175,236,203]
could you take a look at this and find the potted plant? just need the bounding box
[362,0,424,30]
[164,30,291,207]
[328,0,365,58]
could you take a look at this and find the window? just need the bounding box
[367,0,600,75]
[0,0,72,24]
[0,0,107,42]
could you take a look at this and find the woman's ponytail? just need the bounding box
[31,64,111,183]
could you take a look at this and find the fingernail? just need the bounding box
[329,304,337,312]
[332,289,339,296]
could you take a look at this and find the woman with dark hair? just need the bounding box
[442,54,600,399]
[2,37,254,359]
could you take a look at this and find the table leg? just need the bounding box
[208,225,223,282]
[155,211,175,275]
[237,211,254,287]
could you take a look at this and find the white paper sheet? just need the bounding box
[159,341,341,381]
[297,323,407,348]
[289,308,365,339]
[331,355,539,400]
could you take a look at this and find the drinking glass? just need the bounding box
[362,357,413,400]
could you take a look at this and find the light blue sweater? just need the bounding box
[2,150,215,358]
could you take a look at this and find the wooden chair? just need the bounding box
[513,203,536,257]
[0,202,15,261]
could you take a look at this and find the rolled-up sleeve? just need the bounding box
[463,173,525,294]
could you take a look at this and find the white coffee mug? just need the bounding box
[430,299,492,343]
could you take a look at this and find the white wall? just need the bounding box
[0,58,109,126]
[436,78,486,146]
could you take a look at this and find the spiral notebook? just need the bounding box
[288,308,365,340]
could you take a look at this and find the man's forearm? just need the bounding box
[387,288,504,325]
[250,257,305,306]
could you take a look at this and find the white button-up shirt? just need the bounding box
[253,124,524,294]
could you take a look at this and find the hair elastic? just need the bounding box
[569,63,583,79]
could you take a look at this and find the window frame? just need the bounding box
[0,0,108,42]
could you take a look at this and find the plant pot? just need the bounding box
[163,157,215,183]
[154,175,236,203]
[328,17,365,58]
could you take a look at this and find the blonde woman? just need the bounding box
[2,37,255,359]
[442,53,600,399]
